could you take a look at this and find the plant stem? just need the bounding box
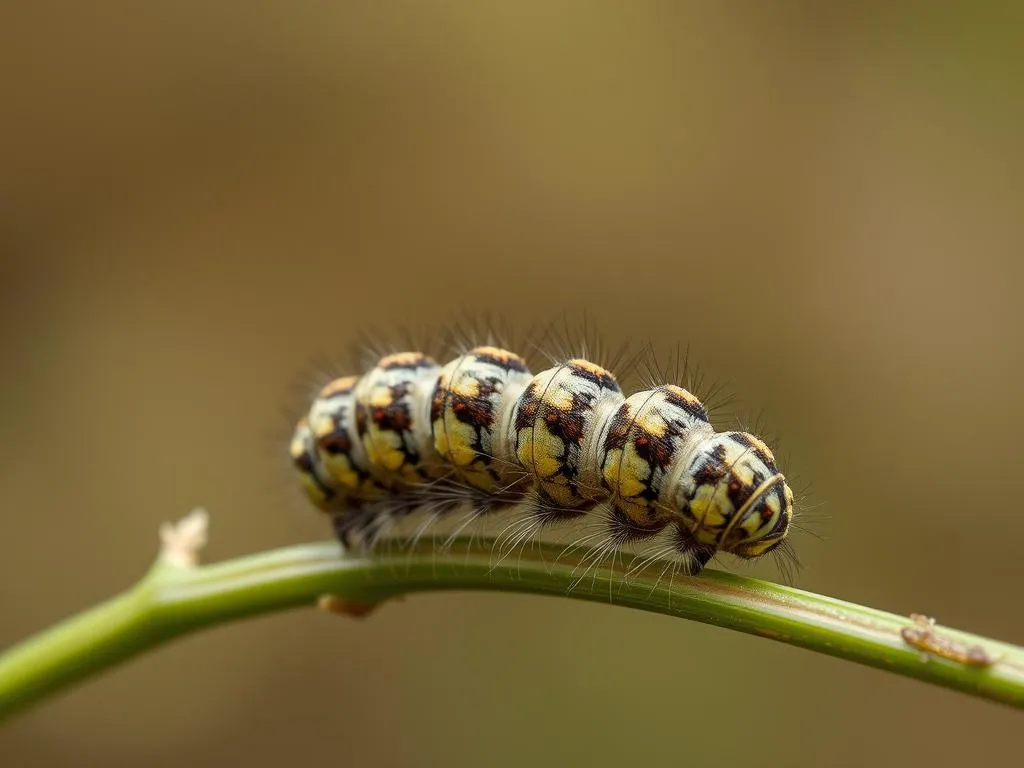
[2,519,1023,723]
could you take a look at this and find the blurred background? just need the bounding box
[2,2,1023,766]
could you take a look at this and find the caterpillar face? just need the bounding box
[290,343,797,577]
[675,431,794,558]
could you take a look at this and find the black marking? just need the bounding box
[761,488,792,537]
[725,467,767,511]
[601,401,633,452]
[727,431,777,472]
[671,526,716,575]
[662,386,710,423]
[306,473,336,504]
[566,361,621,392]
[513,381,543,432]
[473,349,530,373]
[380,353,437,371]
[688,443,729,489]
[318,430,353,456]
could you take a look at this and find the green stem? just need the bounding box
[2,536,1023,723]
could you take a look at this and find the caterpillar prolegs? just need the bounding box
[290,344,795,578]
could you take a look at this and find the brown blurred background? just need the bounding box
[2,2,1023,766]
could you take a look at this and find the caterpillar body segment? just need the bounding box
[306,376,388,503]
[431,346,533,494]
[599,385,714,533]
[511,358,625,512]
[291,345,795,575]
[289,418,337,509]
[354,352,444,486]
[676,431,794,558]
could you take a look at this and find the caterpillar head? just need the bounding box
[676,431,793,559]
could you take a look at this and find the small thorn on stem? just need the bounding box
[159,508,210,568]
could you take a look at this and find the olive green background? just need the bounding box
[2,3,1022,766]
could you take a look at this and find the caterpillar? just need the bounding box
[289,342,796,579]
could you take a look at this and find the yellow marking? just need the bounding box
[289,425,308,459]
[736,535,781,556]
[732,457,757,486]
[433,358,465,466]
[616,444,649,499]
[329,463,360,491]
[528,424,564,478]
[687,481,735,544]
[298,475,331,507]
[435,428,469,465]
[367,433,406,472]
[719,440,749,465]
[399,462,423,483]
[665,384,703,408]
[746,432,777,463]
[602,390,656,504]
[368,388,399,408]
[309,417,331,439]
[601,448,623,487]
[453,378,481,398]
[380,352,431,368]
[737,511,765,537]
[318,375,359,398]
[473,345,524,363]
[568,358,616,380]
[633,405,669,438]
[718,473,787,547]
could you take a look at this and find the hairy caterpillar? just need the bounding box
[289,334,797,580]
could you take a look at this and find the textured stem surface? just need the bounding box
[2,535,1022,723]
